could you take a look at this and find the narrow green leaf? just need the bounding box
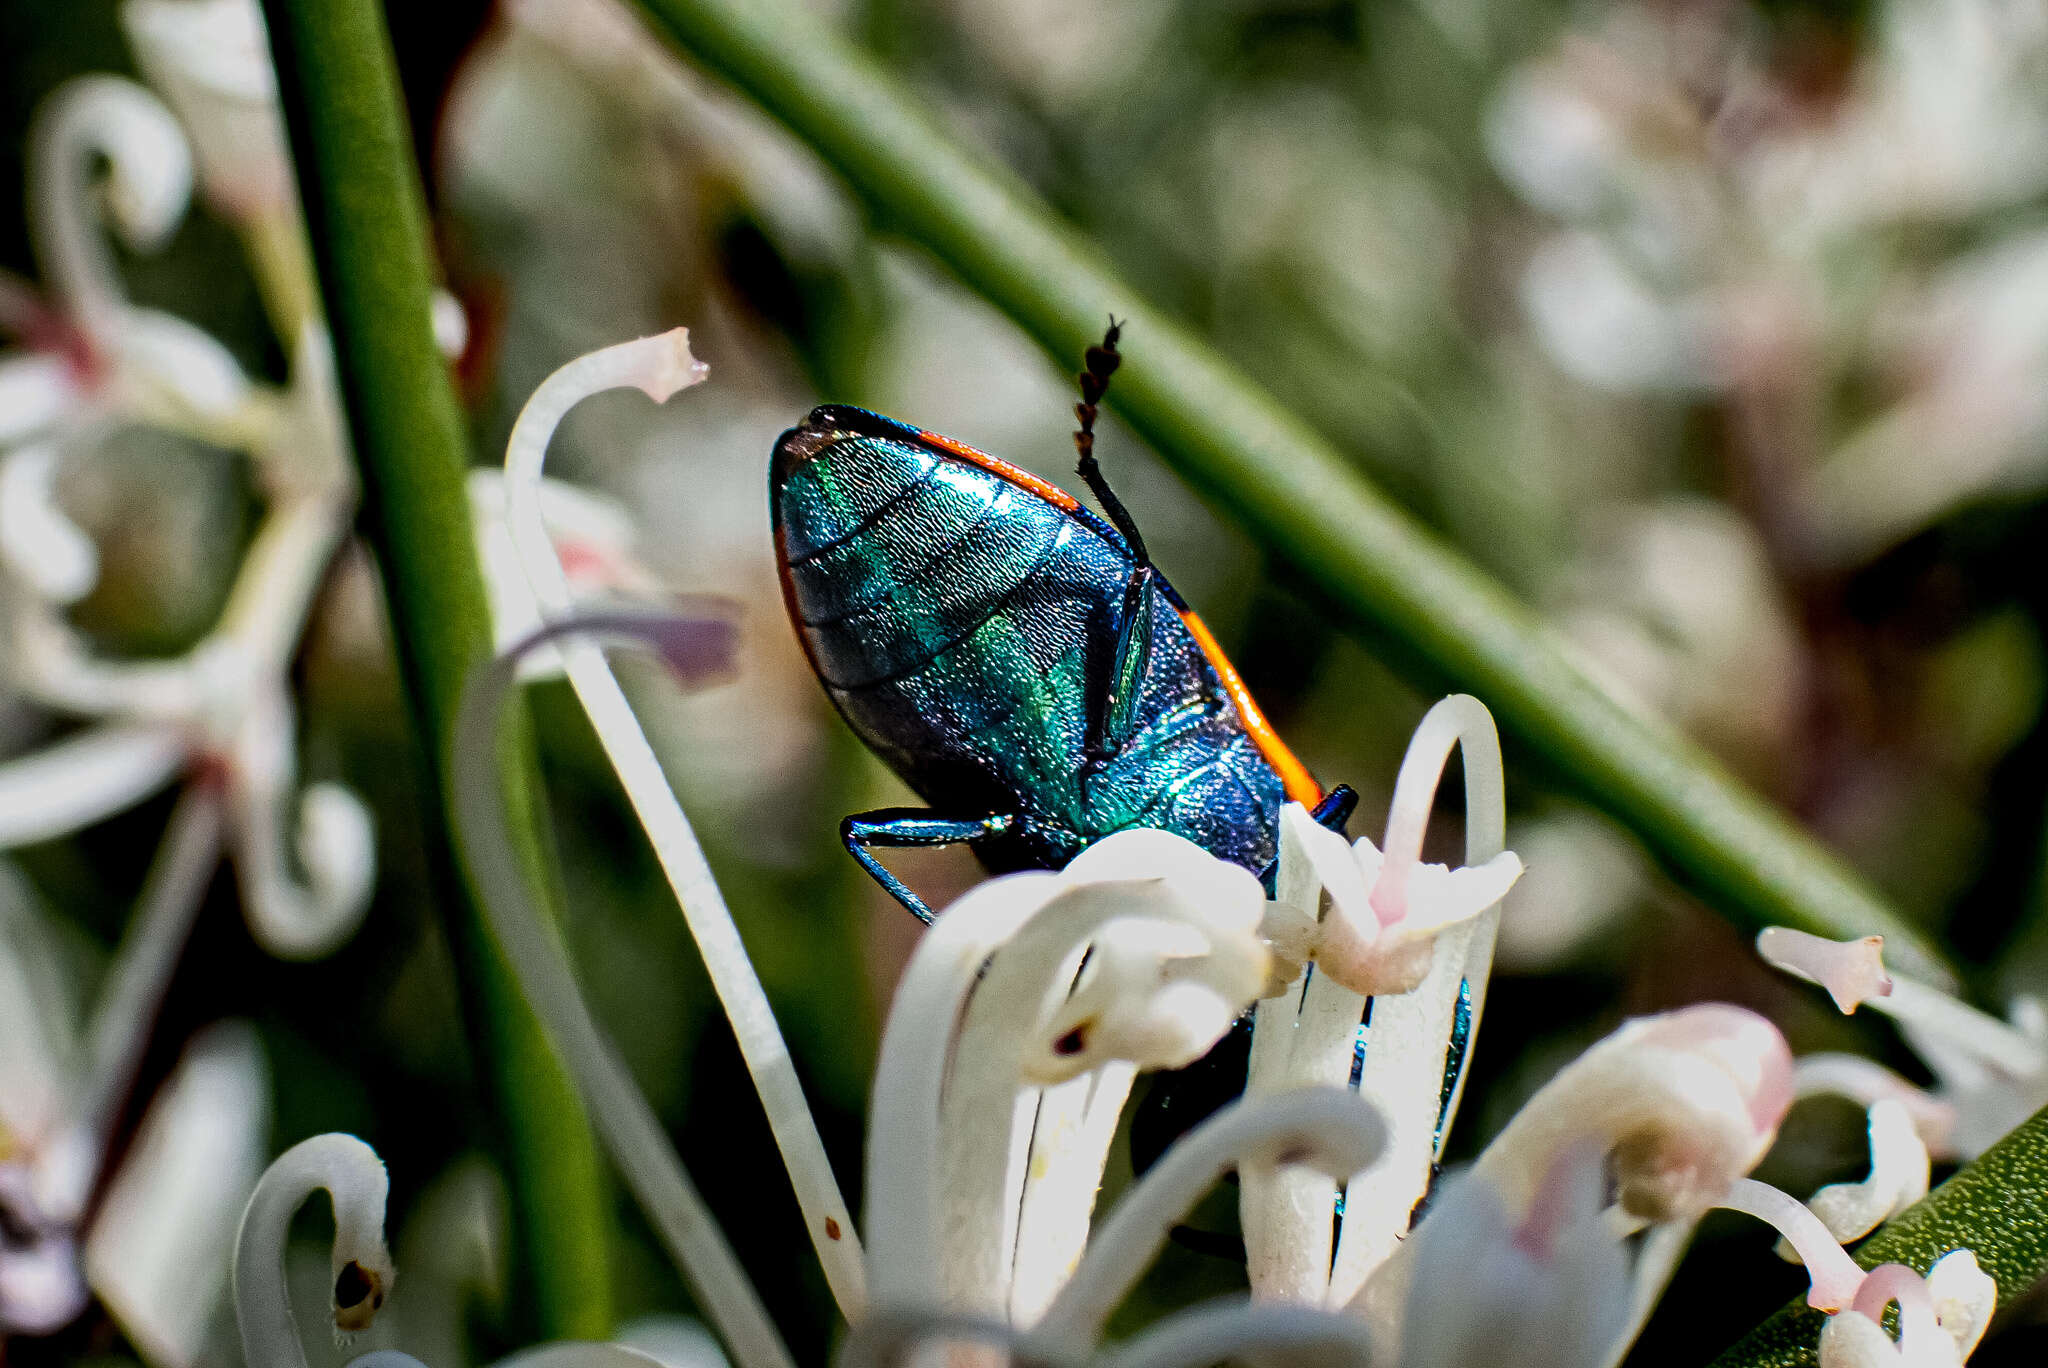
[1714,1103,2048,1366]
[258,0,613,1339]
[625,0,1949,981]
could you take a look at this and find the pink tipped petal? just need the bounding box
[627,329,710,404]
[1718,1179,1866,1312]
[1370,695,1503,928]
[1758,928,1893,1013]
[1468,1006,1793,1230]
[1851,1264,1946,1363]
[1635,1003,1796,1138]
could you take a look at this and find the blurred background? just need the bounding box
[2,0,2047,1363]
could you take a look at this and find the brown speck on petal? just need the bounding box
[332,1260,383,1332]
[825,1217,842,1241]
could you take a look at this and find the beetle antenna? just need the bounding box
[1074,316,1149,565]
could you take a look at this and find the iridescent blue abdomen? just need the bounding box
[772,404,1305,875]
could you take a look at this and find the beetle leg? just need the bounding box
[840,808,1021,923]
[1309,783,1358,833]
[1088,564,1159,766]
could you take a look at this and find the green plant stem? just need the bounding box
[628,0,1948,982]
[259,0,612,1340]
[1714,1103,2048,1366]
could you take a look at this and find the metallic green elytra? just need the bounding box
[770,401,1349,920]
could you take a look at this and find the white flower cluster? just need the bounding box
[0,6,692,1361]
[224,333,2003,1368]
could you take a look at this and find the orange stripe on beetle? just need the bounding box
[920,425,1320,806]
[1178,610,1322,806]
[916,428,1083,513]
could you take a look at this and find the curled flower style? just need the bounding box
[0,59,378,1354]
[451,599,1399,1368]
[10,79,266,451]
[0,77,371,948]
[1716,1182,1996,1366]
[1245,694,1521,1307]
[232,1135,677,1368]
[863,828,1282,1324]
[0,324,374,958]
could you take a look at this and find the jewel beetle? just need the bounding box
[770,322,1355,920]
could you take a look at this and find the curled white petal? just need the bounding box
[29,76,192,336]
[1466,1005,1792,1227]
[1249,697,1517,1304]
[499,334,859,1321]
[1926,1249,1996,1362]
[223,687,375,961]
[1025,913,1267,1084]
[0,442,97,604]
[939,834,1269,1315]
[232,1133,394,1368]
[1318,849,1523,997]
[1780,1100,1929,1253]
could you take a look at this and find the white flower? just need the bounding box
[1763,927,2047,1158]
[0,327,375,960]
[10,79,265,449]
[1243,694,1520,1307]
[863,828,1277,1324]
[1358,1003,1795,1368]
